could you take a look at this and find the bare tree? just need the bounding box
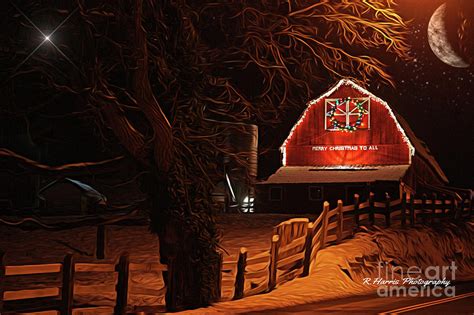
[1,0,410,309]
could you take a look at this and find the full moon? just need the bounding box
[427,3,469,68]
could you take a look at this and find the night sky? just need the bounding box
[2,0,472,188]
[371,0,473,187]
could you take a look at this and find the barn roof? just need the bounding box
[393,114,448,183]
[258,165,410,184]
[280,79,415,164]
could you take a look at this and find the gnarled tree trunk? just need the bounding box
[128,1,220,309]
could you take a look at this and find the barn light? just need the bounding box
[243,196,254,204]
[44,35,51,42]
[241,196,255,213]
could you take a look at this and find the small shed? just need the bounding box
[256,79,448,213]
[38,178,107,215]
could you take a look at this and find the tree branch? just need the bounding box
[89,63,150,164]
[134,0,173,172]
[100,98,150,163]
[0,148,124,175]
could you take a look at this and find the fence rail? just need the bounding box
[221,192,472,301]
[0,252,167,314]
[1,192,472,310]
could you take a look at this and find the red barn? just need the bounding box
[256,79,448,213]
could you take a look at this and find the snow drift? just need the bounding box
[186,220,474,314]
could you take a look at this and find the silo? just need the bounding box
[211,122,258,213]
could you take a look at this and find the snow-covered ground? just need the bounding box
[0,213,312,308]
[181,220,474,314]
[2,215,472,313]
[1,224,165,307]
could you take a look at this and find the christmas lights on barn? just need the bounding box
[326,97,369,132]
[258,79,447,214]
[281,79,415,166]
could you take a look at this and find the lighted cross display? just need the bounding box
[10,2,81,76]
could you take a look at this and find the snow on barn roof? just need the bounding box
[280,79,415,165]
[258,165,410,184]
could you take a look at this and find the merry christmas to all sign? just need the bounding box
[311,145,380,151]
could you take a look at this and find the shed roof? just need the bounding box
[258,165,410,184]
[38,178,107,203]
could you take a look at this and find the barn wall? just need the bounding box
[256,181,400,213]
[256,183,335,214]
[284,85,410,166]
[403,155,446,190]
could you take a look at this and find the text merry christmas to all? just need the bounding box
[311,145,379,151]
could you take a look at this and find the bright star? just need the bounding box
[10,2,82,77]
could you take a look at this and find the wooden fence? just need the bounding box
[0,252,167,314]
[220,192,473,301]
[1,193,472,311]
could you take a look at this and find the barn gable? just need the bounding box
[280,79,415,167]
[256,79,450,213]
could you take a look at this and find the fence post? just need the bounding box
[302,223,313,277]
[385,194,391,227]
[450,196,456,219]
[233,248,247,300]
[369,192,375,226]
[216,252,223,302]
[96,224,106,260]
[0,251,5,314]
[441,194,447,217]
[409,193,415,226]
[462,194,469,218]
[456,198,464,220]
[469,195,473,218]
[431,193,437,223]
[268,235,280,291]
[353,194,360,227]
[61,254,75,315]
[336,200,343,242]
[115,252,130,315]
[421,194,427,224]
[401,193,407,227]
[320,202,329,248]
